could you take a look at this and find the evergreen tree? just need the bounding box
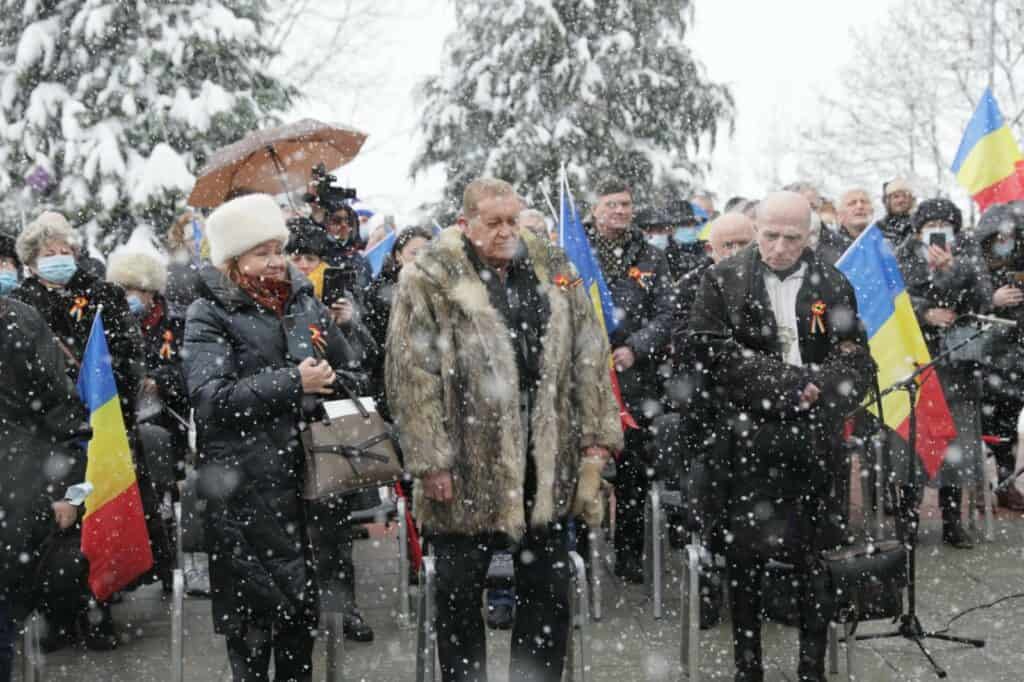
[0,0,294,249]
[412,0,733,218]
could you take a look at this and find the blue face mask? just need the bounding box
[0,271,17,295]
[127,295,146,316]
[36,254,77,285]
[646,234,670,251]
[674,227,699,244]
[993,239,1015,258]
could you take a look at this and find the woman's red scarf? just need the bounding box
[229,267,291,317]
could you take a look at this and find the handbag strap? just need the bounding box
[308,431,392,462]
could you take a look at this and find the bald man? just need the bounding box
[687,191,874,682]
[706,212,756,264]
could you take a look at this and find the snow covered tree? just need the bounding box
[0,0,294,249]
[411,0,734,218]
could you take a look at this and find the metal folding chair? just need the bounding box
[348,489,412,627]
[19,612,43,682]
[644,480,684,619]
[415,551,590,682]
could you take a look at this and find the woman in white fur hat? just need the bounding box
[182,193,370,681]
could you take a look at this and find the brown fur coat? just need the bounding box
[386,227,623,539]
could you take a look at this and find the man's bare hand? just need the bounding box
[612,347,635,371]
[993,285,1024,309]
[799,383,821,408]
[52,500,77,529]
[923,308,956,328]
[422,471,454,502]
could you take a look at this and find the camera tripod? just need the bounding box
[852,325,989,678]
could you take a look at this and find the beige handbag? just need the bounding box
[301,394,402,500]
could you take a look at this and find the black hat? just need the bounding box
[634,207,673,231]
[912,198,962,234]
[666,199,698,225]
[0,233,18,266]
[285,217,329,256]
[976,201,1024,244]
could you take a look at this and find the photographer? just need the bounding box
[306,167,372,293]
[285,217,381,642]
[895,199,994,548]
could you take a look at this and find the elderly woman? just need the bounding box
[7,212,142,652]
[11,212,145,413]
[184,194,370,680]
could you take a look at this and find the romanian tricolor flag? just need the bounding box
[837,226,957,479]
[76,312,153,601]
[951,88,1024,212]
[558,173,638,430]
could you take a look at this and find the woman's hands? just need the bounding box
[298,357,336,395]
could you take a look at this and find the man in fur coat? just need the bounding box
[386,178,623,682]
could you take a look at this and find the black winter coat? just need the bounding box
[816,225,854,266]
[665,241,710,281]
[895,233,993,359]
[11,269,145,425]
[0,298,90,616]
[877,213,915,245]
[184,265,366,636]
[587,225,675,417]
[165,261,203,321]
[139,296,189,419]
[687,246,874,547]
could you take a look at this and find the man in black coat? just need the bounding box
[688,191,874,682]
[585,177,675,582]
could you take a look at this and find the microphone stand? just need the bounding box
[850,321,990,678]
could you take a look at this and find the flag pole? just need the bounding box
[537,182,559,226]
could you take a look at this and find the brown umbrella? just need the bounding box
[188,119,368,208]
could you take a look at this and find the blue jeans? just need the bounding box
[0,600,14,682]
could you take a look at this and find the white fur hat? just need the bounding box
[205,194,289,267]
[106,251,167,293]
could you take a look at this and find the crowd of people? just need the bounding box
[1,167,1023,682]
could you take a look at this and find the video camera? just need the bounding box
[303,163,357,215]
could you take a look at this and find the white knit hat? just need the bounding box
[107,250,168,293]
[205,194,290,267]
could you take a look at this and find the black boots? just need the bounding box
[940,486,975,549]
[81,604,120,651]
[796,628,828,681]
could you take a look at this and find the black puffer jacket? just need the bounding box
[586,225,675,418]
[0,298,89,617]
[11,268,145,425]
[184,265,367,636]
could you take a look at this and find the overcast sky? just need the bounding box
[287,0,895,222]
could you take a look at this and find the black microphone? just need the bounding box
[967,313,1018,328]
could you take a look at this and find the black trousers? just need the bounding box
[226,621,314,682]
[727,499,828,682]
[432,522,572,682]
[307,496,356,613]
[613,428,651,565]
